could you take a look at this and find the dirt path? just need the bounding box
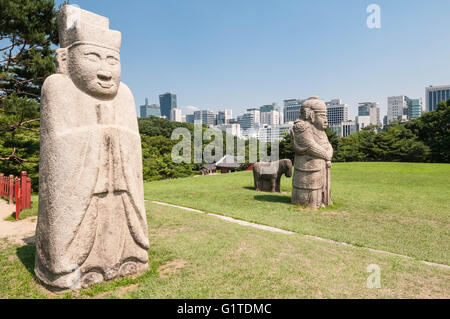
[0,200,36,245]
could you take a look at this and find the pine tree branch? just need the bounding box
[0,148,38,163]
[17,118,40,126]
[0,88,40,98]
[1,118,40,133]
[16,77,44,85]
[0,76,44,88]
[10,126,40,133]
[2,37,16,71]
[2,41,28,69]
[0,41,21,52]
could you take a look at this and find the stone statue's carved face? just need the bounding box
[312,111,328,131]
[67,44,121,99]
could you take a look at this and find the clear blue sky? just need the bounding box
[55,0,450,119]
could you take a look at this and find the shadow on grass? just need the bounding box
[3,206,37,221]
[16,243,36,277]
[254,194,291,204]
[242,186,255,191]
[3,212,16,221]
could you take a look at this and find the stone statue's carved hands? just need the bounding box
[326,161,332,168]
[291,122,333,162]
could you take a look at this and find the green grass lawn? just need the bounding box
[0,162,448,298]
[144,162,450,266]
[1,202,449,298]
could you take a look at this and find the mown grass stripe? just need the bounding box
[151,200,450,271]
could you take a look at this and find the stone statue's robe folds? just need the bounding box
[35,74,149,289]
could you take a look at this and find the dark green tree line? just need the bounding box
[405,100,450,163]
[0,0,58,188]
[279,100,450,164]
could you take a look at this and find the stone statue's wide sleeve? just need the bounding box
[116,83,149,249]
[290,128,308,154]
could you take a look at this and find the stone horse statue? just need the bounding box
[253,159,293,193]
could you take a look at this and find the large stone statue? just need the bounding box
[290,97,333,208]
[35,5,149,291]
[253,159,292,193]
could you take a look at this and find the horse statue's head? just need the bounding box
[280,159,293,178]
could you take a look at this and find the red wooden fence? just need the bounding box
[0,171,32,220]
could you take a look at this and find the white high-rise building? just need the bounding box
[217,109,233,125]
[330,121,357,138]
[246,108,260,125]
[194,110,215,126]
[215,123,242,139]
[387,96,409,122]
[341,121,357,137]
[326,99,349,126]
[358,102,380,126]
[260,111,282,126]
[260,103,283,125]
[356,116,371,130]
[257,123,294,143]
[171,108,183,122]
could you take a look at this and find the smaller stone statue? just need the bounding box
[291,97,333,208]
[253,159,292,193]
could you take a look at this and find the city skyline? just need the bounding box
[138,90,432,125]
[55,0,450,120]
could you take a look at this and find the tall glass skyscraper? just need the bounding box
[239,112,257,130]
[408,98,422,120]
[358,103,371,116]
[140,98,161,118]
[140,98,149,118]
[194,110,214,126]
[217,109,233,125]
[425,85,450,112]
[159,92,177,120]
[147,104,161,118]
[186,114,195,124]
[283,99,304,123]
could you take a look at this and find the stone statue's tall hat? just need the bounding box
[302,96,327,113]
[57,5,121,52]
[299,96,327,121]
